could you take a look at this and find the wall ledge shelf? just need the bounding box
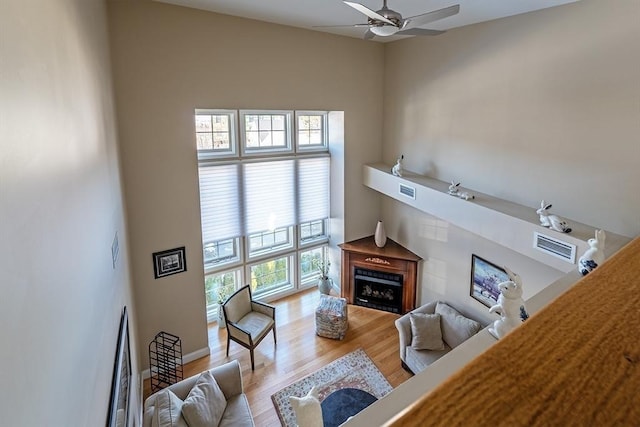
[364,163,630,273]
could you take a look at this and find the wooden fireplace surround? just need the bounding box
[339,236,422,314]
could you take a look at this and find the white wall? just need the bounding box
[0,0,138,425]
[380,0,639,319]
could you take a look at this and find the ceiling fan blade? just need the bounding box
[343,1,396,26]
[396,28,446,36]
[402,4,460,31]
[313,23,370,28]
[364,29,376,40]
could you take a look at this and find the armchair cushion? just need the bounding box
[234,312,275,343]
[409,313,445,351]
[435,302,481,348]
[181,371,227,427]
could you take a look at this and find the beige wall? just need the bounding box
[0,0,138,425]
[380,0,639,317]
[107,0,384,367]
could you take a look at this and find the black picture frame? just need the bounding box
[107,307,131,427]
[470,254,509,308]
[153,246,187,279]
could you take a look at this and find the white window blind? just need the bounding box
[199,164,241,243]
[243,160,296,234]
[298,157,330,223]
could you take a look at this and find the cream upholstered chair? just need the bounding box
[222,285,276,370]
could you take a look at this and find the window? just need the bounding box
[300,220,327,244]
[296,112,327,150]
[248,227,293,257]
[197,109,330,318]
[204,270,241,322]
[300,246,326,285]
[195,109,237,157]
[203,238,240,268]
[249,256,292,295]
[240,110,292,155]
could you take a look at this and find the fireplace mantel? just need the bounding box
[339,236,422,314]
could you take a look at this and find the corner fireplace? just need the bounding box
[339,236,422,314]
[354,267,403,313]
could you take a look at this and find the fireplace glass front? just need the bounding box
[353,267,403,313]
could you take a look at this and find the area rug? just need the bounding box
[271,348,393,427]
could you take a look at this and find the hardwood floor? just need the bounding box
[143,288,413,426]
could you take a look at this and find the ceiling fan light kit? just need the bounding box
[341,0,460,40]
[370,25,399,37]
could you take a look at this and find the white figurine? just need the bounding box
[391,155,404,177]
[448,181,474,200]
[578,229,606,275]
[448,181,460,196]
[488,267,528,340]
[536,200,572,233]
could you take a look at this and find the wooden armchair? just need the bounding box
[222,285,276,370]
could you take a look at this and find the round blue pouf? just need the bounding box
[320,388,377,427]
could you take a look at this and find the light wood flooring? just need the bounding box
[143,288,413,426]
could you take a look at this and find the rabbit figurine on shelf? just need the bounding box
[578,229,606,276]
[488,267,528,340]
[448,181,474,201]
[536,200,572,233]
[391,155,404,177]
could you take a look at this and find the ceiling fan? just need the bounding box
[324,1,460,40]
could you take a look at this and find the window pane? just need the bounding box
[259,131,272,147]
[213,132,229,149]
[308,116,322,130]
[251,257,290,295]
[196,115,212,132]
[248,227,292,256]
[205,270,239,322]
[300,219,326,243]
[309,130,322,145]
[259,115,272,130]
[211,115,228,132]
[272,131,285,147]
[298,116,310,131]
[246,131,259,147]
[197,133,213,150]
[298,131,311,146]
[300,247,324,280]
[245,115,259,131]
[203,238,239,267]
[272,115,285,130]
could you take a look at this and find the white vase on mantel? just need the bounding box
[374,220,387,248]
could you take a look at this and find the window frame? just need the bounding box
[195,109,238,159]
[196,108,332,316]
[295,111,329,152]
[239,110,293,156]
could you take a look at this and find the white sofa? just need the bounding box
[143,360,254,427]
[395,301,482,374]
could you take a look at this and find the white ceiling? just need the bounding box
[154,0,579,42]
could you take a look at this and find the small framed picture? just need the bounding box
[470,254,509,308]
[153,246,187,279]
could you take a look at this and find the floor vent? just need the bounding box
[533,232,576,264]
[399,183,416,200]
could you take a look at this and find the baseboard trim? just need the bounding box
[141,346,211,380]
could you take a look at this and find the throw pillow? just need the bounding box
[152,389,188,427]
[181,370,227,427]
[289,386,323,427]
[435,302,481,348]
[409,313,445,351]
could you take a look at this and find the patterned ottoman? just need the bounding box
[315,295,348,340]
